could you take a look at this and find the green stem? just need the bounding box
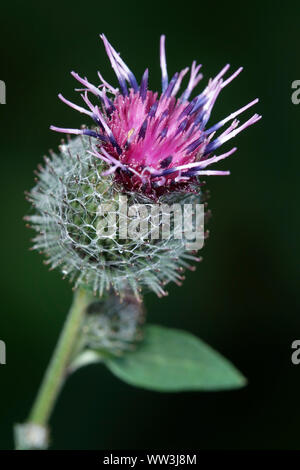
[15,287,93,449]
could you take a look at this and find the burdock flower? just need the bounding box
[19,35,260,450]
[27,35,261,299]
[51,34,261,198]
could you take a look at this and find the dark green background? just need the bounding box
[0,0,299,449]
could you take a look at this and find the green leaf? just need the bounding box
[105,325,246,392]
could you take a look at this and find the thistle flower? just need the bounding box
[51,34,261,198]
[26,35,261,299]
[19,36,258,451]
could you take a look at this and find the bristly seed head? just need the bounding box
[50,34,261,199]
[27,137,205,299]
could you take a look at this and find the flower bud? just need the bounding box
[83,290,145,356]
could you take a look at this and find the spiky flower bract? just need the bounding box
[26,136,203,299]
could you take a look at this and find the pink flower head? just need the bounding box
[51,34,261,198]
